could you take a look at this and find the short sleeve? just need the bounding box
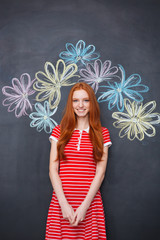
[49,125,61,143]
[102,127,112,147]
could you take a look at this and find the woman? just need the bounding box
[45,82,112,240]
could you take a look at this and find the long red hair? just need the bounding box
[57,82,104,162]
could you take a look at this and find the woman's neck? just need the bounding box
[75,117,89,130]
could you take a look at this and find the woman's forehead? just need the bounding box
[72,89,89,98]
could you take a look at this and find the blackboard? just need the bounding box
[0,0,160,240]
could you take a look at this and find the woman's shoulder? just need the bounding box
[49,125,61,142]
[53,124,60,130]
[101,126,110,133]
[101,126,112,146]
[51,124,61,134]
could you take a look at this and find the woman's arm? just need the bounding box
[49,140,74,224]
[49,140,66,205]
[83,145,109,207]
[72,146,109,226]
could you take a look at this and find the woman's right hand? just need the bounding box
[60,202,75,224]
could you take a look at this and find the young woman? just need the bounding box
[45,82,112,240]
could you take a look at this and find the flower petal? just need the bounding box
[49,106,58,117]
[79,68,95,80]
[66,43,77,55]
[97,90,115,102]
[59,51,75,62]
[35,72,54,88]
[134,123,144,141]
[37,121,45,132]
[139,101,156,118]
[108,95,118,110]
[2,96,20,106]
[20,73,31,92]
[116,92,124,112]
[43,119,57,133]
[82,44,95,57]
[56,59,66,81]
[49,89,61,109]
[30,118,43,127]
[34,102,45,115]
[128,123,137,141]
[140,121,156,137]
[76,40,86,55]
[44,122,53,133]
[118,65,126,86]
[144,113,160,125]
[2,86,20,97]
[123,89,143,102]
[112,111,131,121]
[45,62,57,84]
[60,62,78,83]
[119,124,131,138]
[83,52,100,62]
[126,84,149,92]
[124,74,141,88]
[12,78,24,94]
[29,112,43,119]
[35,89,53,102]
[101,60,118,77]
[93,59,101,77]
[15,100,27,118]
[5,98,21,112]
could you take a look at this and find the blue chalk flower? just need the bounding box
[59,40,100,65]
[29,101,57,133]
[98,65,149,112]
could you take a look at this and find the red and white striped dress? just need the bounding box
[45,125,112,240]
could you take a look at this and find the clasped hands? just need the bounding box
[61,201,88,226]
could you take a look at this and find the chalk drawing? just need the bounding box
[29,101,58,133]
[98,65,149,112]
[79,59,118,93]
[33,60,79,109]
[2,73,35,118]
[59,40,100,65]
[112,98,160,141]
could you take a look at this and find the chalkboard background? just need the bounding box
[0,0,160,240]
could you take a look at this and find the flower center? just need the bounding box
[117,88,122,93]
[22,93,28,98]
[55,81,61,89]
[44,115,48,120]
[97,77,102,83]
[76,56,81,61]
[131,117,140,123]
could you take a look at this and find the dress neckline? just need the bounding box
[74,126,89,133]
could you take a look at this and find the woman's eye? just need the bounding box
[73,99,78,102]
[84,99,89,102]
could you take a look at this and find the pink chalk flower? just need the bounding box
[79,59,118,93]
[2,73,35,118]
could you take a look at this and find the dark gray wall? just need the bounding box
[0,0,160,240]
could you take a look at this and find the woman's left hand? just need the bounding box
[71,201,89,226]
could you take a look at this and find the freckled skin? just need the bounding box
[72,89,90,119]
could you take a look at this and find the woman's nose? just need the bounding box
[79,100,83,107]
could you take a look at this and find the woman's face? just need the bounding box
[72,89,90,118]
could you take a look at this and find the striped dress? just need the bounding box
[45,125,112,240]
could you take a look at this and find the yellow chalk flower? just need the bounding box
[33,60,79,109]
[112,98,160,141]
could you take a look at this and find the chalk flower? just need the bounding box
[29,101,57,133]
[79,59,118,93]
[33,60,79,109]
[112,98,160,141]
[59,40,100,65]
[2,73,35,118]
[98,65,149,111]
